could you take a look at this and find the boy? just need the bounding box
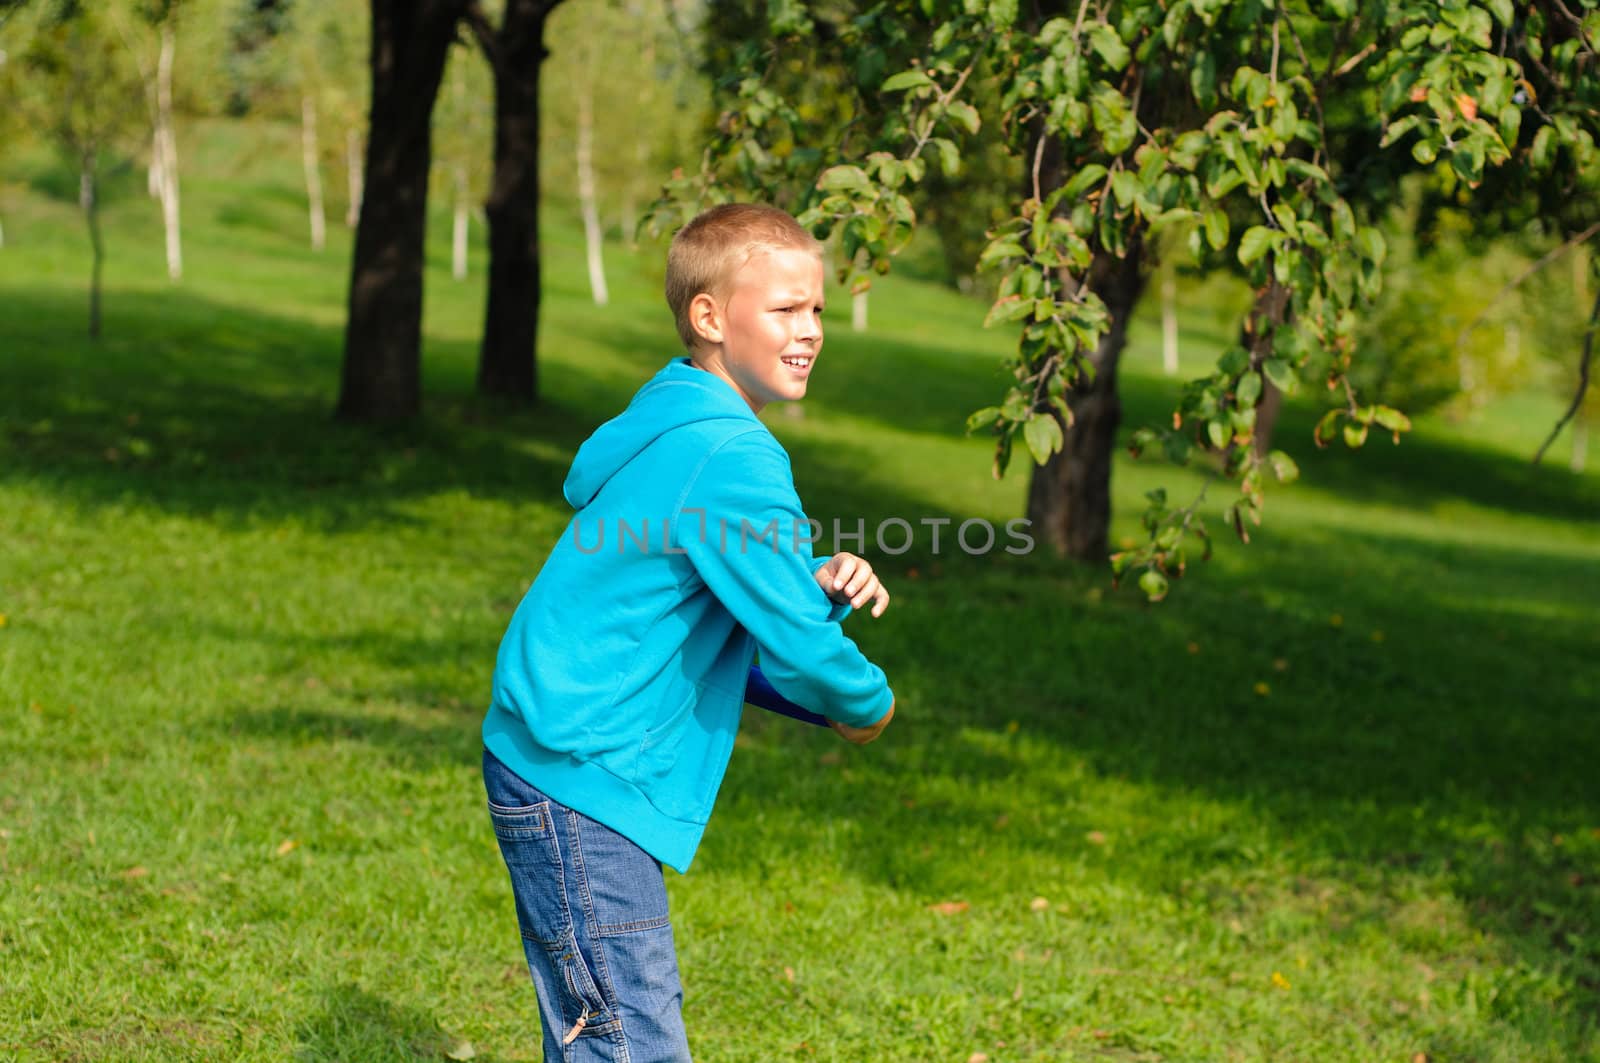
[482,202,897,1062]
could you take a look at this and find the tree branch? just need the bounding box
[464,1,503,75]
[1534,285,1600,465]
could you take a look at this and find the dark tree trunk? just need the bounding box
[1243,280,1290,457]
[476,0,561,403]
[336,0,466,422]
[1026,241,1147,560]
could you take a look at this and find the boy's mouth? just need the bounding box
[781,355,814,371]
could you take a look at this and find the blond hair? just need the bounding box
[665,203,823,350]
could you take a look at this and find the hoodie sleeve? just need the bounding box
[674,431,894,729]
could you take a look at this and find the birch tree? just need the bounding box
[433,43,492,281]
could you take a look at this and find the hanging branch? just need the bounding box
[1533,285,1600,465]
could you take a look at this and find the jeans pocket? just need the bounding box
[488,800,571,947]
[554,933,618,1040]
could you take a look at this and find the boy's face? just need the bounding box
[691,247,825,413]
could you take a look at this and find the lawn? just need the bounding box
[2,121,1598,1062]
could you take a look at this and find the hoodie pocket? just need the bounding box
[633,685,737,822]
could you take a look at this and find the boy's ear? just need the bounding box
[688,292,724,347]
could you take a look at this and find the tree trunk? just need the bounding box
[1240,280,1290,456]
[1026,240,1147,560]
[337,0,466,422]
[852,289,868,332]
[302,94,326,252]
[576,75,608,306]
[1160,258,1178,375]
[345,127,363,228]
[156,23,181,281]
[477,0,561,403]
[81,157,103,340]
[453,163,469,280]
[1573,417,1589,473]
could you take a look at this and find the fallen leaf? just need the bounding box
[1086,830,1106,845]
[818,751,842,766]
[993,814,1009,829]
[1005,720,1020,734]
[1186,641,1200,654]
[119,866,148,879]
[1412,1054,1429,1063]
[968,1054,989,1063]
[1012,981,1024,1001]
[1254,682,1271,696]
[928,900,970,916]
[275,839,300,857]
[0,613,8,627]
[445,1040,477,1061]
[1272,658,1289,672]
[1271,970,1292,990]
[1329,613,1343,628]
[1370,630,1386,643]
[1030,896,1050,912]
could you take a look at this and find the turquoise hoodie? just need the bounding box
[483,358,894,873]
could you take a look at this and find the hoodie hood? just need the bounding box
[563,358,761,510]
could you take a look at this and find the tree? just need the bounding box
[113,0,185,280]
[336,0,468,421]
[652,0,1598,594]
[433,40,492,281]
[8,2,146,337]
[465,0,568,404]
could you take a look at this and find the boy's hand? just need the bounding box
[814,552,890,617]
[829,700,894,745]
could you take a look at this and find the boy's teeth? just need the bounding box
[782,356,811,367]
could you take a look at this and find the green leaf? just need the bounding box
[1262,357,1296,393]
[931,137,962,176]
[1110,171,1142,207]
[1266,449,1299,483]
[1314,408,1342,447]
[945,100,981,135]
[978,236,1027,268]
[1204,209,1229,251]
[1062,164,1109,201]
[1380,115,1421,149]
[1207,419,1231,449]
[1486,0,1513,26]
[1412,138,1438,165]
[1236,370,1263,407]
[1023,412,1064,464]
[1372,406,1412,432]
[1091,86,1138,155]
[966,406,1003,434]
[1343,421,1368,448]
[1088,24,1131,70]
[1191,50,1217,106]
[984,296,1036,327]
[882,70,934,93]
[1356,226,1386,268]
[1531,124,1554,169]
[817,165,872,193]
[1238,225,1275,266]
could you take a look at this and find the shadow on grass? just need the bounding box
[0,285,586,531]
[295,983,493,1062]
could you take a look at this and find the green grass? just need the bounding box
[3,119,1599,1062]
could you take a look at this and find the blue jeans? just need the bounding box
[483,749,693,1062]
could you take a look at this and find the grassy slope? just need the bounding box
[2,120,1598,1062]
